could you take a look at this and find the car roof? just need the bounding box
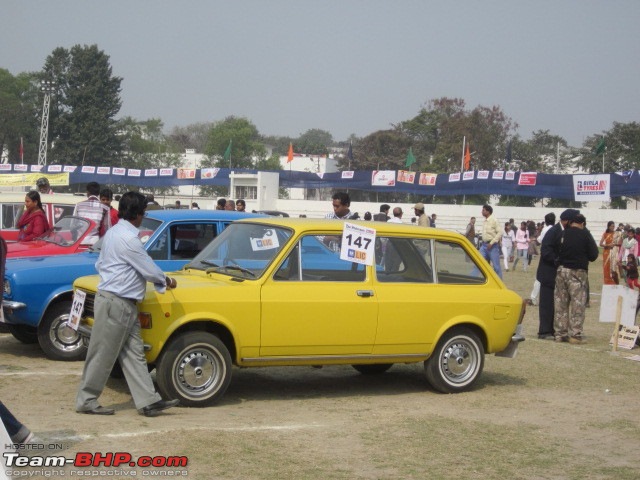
[144,209,266,221]
[234,217,464,240]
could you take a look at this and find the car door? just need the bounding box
[372,236,490,354]
[260,234,378,357]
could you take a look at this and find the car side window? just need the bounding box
[2,203,23,229]
[434,240,485,284]
[274,235,365,282]
[147,229,169,260]
[171,223,217,259]
[375,237,434,283]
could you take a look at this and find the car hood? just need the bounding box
[5,251,98,275]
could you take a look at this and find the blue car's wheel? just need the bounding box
[37,301,87,361]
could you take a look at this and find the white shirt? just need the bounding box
[97,220,167,301]
[388,217,403,224]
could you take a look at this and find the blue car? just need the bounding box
[2,209,263,361]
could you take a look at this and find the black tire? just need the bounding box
[37,301,87,361]
[352,364,393,375]
[7,324,38,344]
[424,327,484,393]
[156,331,232,407]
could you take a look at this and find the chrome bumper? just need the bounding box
[3,300,27,310]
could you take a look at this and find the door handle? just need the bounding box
[357,290,374,297]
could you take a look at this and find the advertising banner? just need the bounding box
[573,174,610,201]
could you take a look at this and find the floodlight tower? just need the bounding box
[37,80,56,166]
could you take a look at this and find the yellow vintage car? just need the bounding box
[74,218,525,407]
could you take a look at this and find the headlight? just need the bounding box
[3,279,11,297]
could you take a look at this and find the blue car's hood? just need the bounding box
[5,251,98,275]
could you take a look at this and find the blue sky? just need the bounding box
[2,0,638,147]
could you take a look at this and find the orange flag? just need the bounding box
[287,143,294,163]
[464,143,471,171]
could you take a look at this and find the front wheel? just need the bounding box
[37,301,87,361]
[7,324,38,344]
[156,331,232,407]
[424,328,484,393]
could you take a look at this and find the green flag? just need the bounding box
[595,137,605,155]
[405,147,416,168]
[223,140,232,161]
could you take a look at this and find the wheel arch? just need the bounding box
[155,319,237,367]
[430,317,488,357]
[38,289,74,326]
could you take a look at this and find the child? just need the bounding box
[623,253,640,289]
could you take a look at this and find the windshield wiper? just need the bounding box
[217,265,256,278]
[187,259,218,271]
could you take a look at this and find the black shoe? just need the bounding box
[77,406,115,415]
[142,399,179,417]
[538,334,555,340]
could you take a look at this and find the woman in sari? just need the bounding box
[17,191,48,241]
[618,227,639,283]
[600,221,619,284]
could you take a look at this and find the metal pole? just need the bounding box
[37,81,55,166]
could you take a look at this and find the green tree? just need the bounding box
[296,129,333,155]
[203,116,265,169]
[42,44,123,165]
[0,69,40,164]
[167,121,213,154]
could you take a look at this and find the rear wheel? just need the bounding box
[424,328,484,393]
[156,332,232,407]
[37,301,87,361]
[352,364,393,375]
[7,324,38,344]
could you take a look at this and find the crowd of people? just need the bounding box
[471,205,601,344]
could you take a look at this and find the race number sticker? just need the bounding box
[340,222,376,266]
[250,229,280,251]
[68,290,86,331]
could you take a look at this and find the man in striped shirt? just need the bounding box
[73,181,111,245]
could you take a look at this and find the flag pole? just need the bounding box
[461,136,466,172]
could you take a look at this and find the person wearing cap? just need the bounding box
[479,204,502,278]
[535,209,577,339]
[36,177,53,194]
[529,213,556,306]
[554,213,598,344]
[413,203,428,227]
[373,204,390,222]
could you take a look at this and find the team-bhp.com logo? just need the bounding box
[4,451,188,475]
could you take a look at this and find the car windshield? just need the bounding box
[89,217,163,252]
[186,223,292,279]
[39,216,91,246]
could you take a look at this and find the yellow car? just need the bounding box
[74,218,525,407]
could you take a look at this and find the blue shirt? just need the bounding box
[96,220,167,301]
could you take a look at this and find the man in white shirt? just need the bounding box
[76,192,179,417]
[388,207,403,224]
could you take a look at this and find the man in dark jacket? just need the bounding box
[373,204,390,222]
[536,209,579,339]
[554,213,599,344]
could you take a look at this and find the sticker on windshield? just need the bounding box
[250,229,280,251]
[340,222,376,266]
